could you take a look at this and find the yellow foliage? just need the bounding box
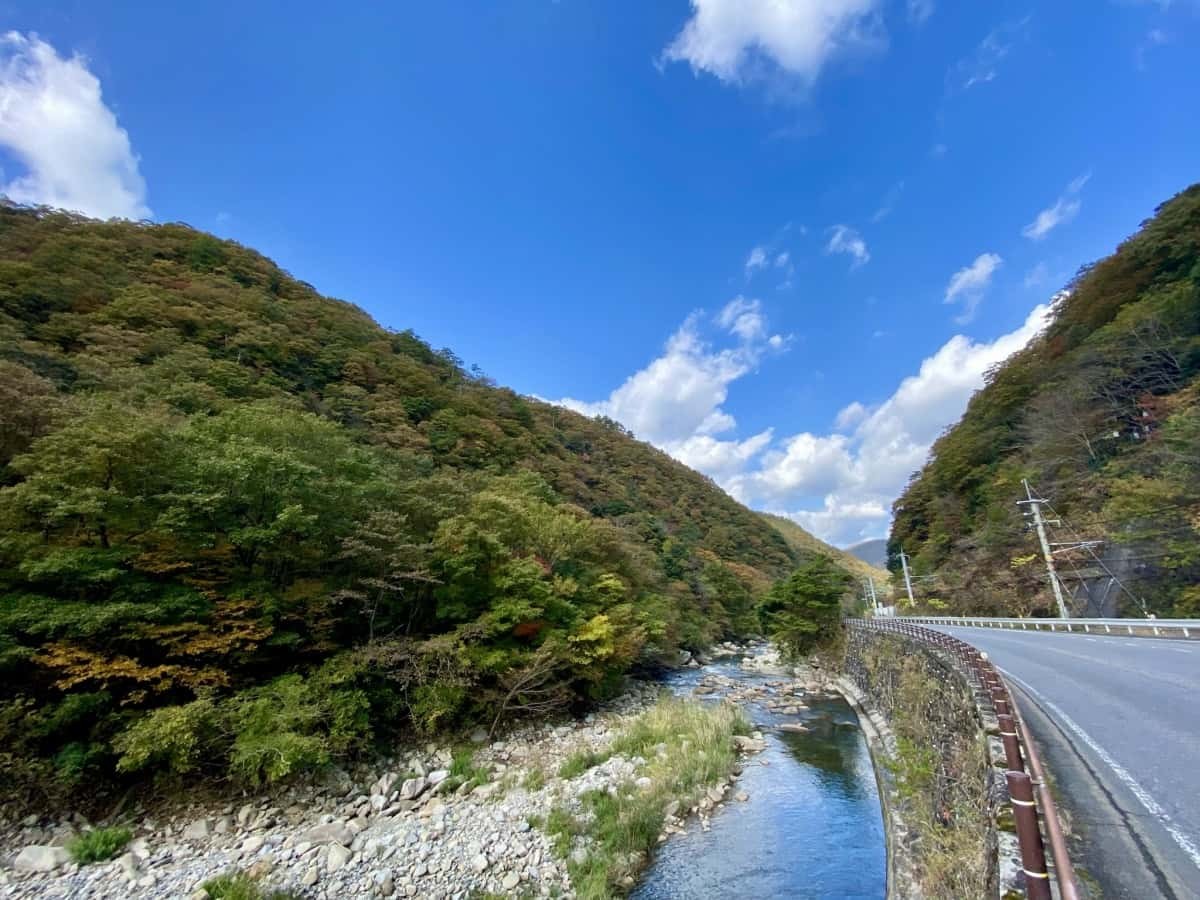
[38,643,230,700]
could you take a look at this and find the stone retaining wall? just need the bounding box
[841,628,1005,900]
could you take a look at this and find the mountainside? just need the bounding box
[759,514,890,595]
[846,539,888,570]
[0,204,808,798]
[891,185,1200,618]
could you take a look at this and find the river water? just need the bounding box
[631,658,887,899]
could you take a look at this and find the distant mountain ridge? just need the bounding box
[846,539,888,569]
[759,514,890,593]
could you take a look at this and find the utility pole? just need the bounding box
[1019,479,1070,619]
[899,549,915,607]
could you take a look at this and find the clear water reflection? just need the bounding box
[631,660,886,900]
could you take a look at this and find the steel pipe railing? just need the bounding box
[890,615,1199,639]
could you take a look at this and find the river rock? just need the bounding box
[779,722,809,733]
[426,769,449,787]
[302,821,354,846]
[502,871,521,890]
[241,835,264,853]
[14,845,69,873]
[327,843,351,872]
[399,776,427,800]
[182,818,211,840]
[302,866,320,886]
[117,851,139,878]
[471,853,489,873]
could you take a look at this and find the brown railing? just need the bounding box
[849,618,1080,900]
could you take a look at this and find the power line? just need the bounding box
[1036,489,1148,615]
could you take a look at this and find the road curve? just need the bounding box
[930,625,1200,899]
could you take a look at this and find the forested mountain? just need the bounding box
[845,539,888,571]
[890,185,1200,618]
[0,204,816,799]
[759,514,890,594]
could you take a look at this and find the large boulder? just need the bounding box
[399,776,427,800]
[300,822,354,847]
[14,845,69,873]
[182,818,211,841]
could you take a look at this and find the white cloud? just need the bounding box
[834,401,868,431]
[716,295,768,342]
[871,180,905,223]
[745,245,769,275]
[661,0,884,87]
[556,300,782,450]
[737,304,1052,543]
[1022,173,1090,240]
[947,18,1029,94]
[1024,261,1049,289]
[825,224,870,267]
[944,252,1002,323]
[0,32,149,220]
[558,297,1052,546]
[907,0,935,25]
[1136,28,1169,69]
[775,251,790,268]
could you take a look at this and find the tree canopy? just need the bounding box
[0,202,842,802]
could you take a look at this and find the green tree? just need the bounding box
[758,555,852,658]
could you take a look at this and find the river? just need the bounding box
[631,657,887,899]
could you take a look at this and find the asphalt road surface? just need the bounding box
[931,625,1200,899]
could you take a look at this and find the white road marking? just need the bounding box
[1003,671,1200,873]
[1169,648,1192,655]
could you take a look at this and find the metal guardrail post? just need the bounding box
[997,713,1024,772]
[1006,771,1053,900]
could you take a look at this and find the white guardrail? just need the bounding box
[894,616,1200,639]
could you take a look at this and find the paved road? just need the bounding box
[932,626,1200,899]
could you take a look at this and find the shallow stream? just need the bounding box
[631,658,887,899]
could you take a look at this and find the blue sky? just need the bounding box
[1,1,1197,545]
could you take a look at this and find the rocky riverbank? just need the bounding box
[0,643,805,900]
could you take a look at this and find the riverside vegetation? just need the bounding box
[2,659,780,898]
[891,184,1200,617]
[0,198,863,892]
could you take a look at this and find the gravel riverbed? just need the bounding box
[0,643,820,899]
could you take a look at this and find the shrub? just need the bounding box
[113,697,222,776]
[202,871,301,900]
[446,747,491,791]
[542,698,748,898]
[67,825,132,864]
[225,675,336,785]
[557,748,608,779]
